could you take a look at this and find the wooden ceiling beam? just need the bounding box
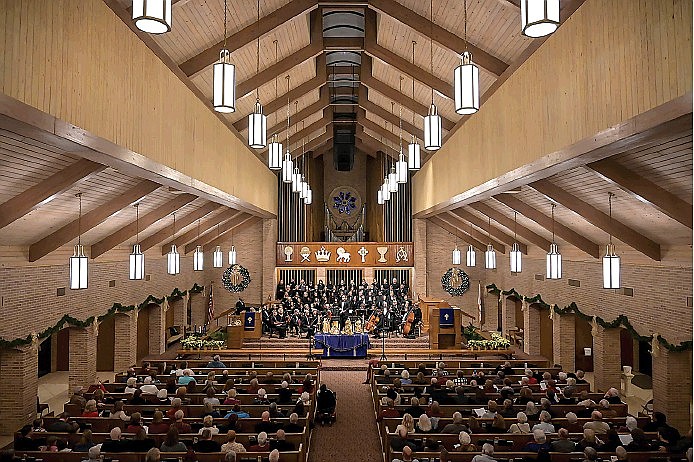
[467,202,552,251]
[444,212,507,253]
[179,0,318,78]
[493,194,601,258]
[266,88,329,137]
[367,1,508,77]
[185,212,248,254]
[355,129,398,160]
[202,216,262,252]
[429,216,488,252]
[312,140,334,158]
[28,180,161,262]
[139,202,222,252]
[586,159,693,229]
[359,85,423,140]
[529,180,662,260]
[449,207,523,253]
[285,113,333,148]
[0,158,105,230]
[91,194,197,258]
[357,110,401,147]
[161,208,239,255]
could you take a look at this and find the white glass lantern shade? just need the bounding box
[299,179,308,199]
[388,169,398,193]
[452,245,461,265]
[228,245,237,265]
[132,0,172,34]
[424,104,442,151]
[382,181,391,201]
[193,246,204,271]
[248,100,267,149]
[267,135,282,170]
[213,245,224,268]
[602,243,621,289]
[521,0,560,38]
[167,244,180,275]
[129,244,145,280]
[377,189,384,205]
[282,153,294,183]
[396,154,408,183]
[454,52,480,115]
[485,244,496,269]
[546,242,562,279]
[69,244,88,289]
[213,50,236,113]
[510,242,522,273]
[408,140,421,170]
[466,245,476,267]
[291,169,301,193]
[304,188,313,205]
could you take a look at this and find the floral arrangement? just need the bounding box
[180,336,225,350]
[467,332,511,350]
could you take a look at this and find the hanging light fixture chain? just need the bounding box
[223,0,228,49]
[135,203,140,244]
[463,0,468,51]
[256,0,261,100]
[274,40,279,127]
[286,75,291,150]
[76,193,82,245]
[551,203,556,242]
[514,211,517,241]
[430,0,434,103]
[608,192,615,244]
[399,76,403,153]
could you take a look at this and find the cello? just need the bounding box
[402,308,415,336]
[365,310,381,333]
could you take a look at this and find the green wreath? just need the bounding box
[441,268,470,296]
[222,264,251,293]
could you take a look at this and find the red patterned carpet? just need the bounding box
[308,367,383,462]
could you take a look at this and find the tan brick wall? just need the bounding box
[652,349,693,432]
[113,313,137,372]
[68,326,97,392]
[262,219,278,302]
[0,346,38,434]
[322,150,367,212]
[592,325,622,392]
[147,304,165,356]
[412,218,427,299]
[552,313,576,372]
[523,304,542,356]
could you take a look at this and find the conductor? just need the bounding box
[235,297,246,315]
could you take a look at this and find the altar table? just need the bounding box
[314,333,371,358]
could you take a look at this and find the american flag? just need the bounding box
[477,281,484,328]
[207,283,214,326]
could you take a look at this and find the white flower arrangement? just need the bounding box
[467,333,511,350]
[180,337,225,350]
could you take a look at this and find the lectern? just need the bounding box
[428,302,462,349]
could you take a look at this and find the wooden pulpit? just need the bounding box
[428,301,462,349]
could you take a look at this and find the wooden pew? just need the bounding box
[12,447,304,462]
[388,450,685,462]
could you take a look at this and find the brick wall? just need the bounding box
[552,312,576,372]
[652,349,693,432]
[592,325,622,392]
[113,313,137,372]
[0,346,37,434]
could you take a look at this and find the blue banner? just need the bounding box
[244,313,256,330]
[439,308,454,327]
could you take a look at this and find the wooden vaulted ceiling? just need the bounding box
[105,0,586,161]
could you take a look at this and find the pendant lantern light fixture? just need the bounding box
[129,203,145,280]
[213,0,235,113]
[69,193,88,290]
[510,211,522,273]
[466,244,476,267]
[193,219,204,271]
[282,151,294,183]
[132,0,172,34]
[408,42,422,171]
[603,193,621,289]
[452,230,461,265]
[423,0,442,151]
[546,203,562,279]
[521,0,560,38]
[291,167,301,193]
[212,224,224,268]
[267,42,284,168]
[396,81,408,184]
[377,189,384,205]
[167,212,180,275]
[248,0,267,150]
[228,227,237,265]
[485,216,497,269]
[454,0,480,115]
[388,166,398,193]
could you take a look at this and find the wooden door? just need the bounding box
[137,308,150,361]
[96,316,115,371]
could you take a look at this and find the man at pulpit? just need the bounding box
[234,297,246,315]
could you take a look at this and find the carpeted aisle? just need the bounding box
[308,368,383,462]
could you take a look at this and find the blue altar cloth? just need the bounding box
[314,333,371,358]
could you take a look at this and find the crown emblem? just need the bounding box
[315,246,331,262]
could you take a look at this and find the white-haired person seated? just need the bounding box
[598,399,618,418]
[471,443,496,462]
[442,412,468,434]
[86,445,101,462]
[124,377,138,394]
[454,431,477,452]
[416,414,434,433]
[582,447,599,462]
[140,376,159,395]
[145,447,160,462]
[604,387,623,405]
[532,410,555,433]
[248,432,270,452]
[199,415,220,435]
[254,388,270,405]
[269,449,280,462]
[584,410,610,434]
[401,370,412,385]
[523,429,550,452]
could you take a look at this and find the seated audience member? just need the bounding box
[125,411,146,434]
[403,397,425,418]
[202,401,221,419]
[575,370,589,384]
[86,446,102,462]
[224,388,240,405]
[582,447,599,462]
[225,404,250,419]
[81,399,99,417]
[401,370,413,385]
[657,426,683,453]
[177,369,196,386]
[268,402,285,419]
[293,392,310,416]
[160,427,187,452]
[467,415,482,434]
[207,355,226,368]
[455,431,477,452]
[482,400,499,419]
[199,414,219,435]
[524,429,550,453]
[427,401,443,430]
[166,397,183,419]
[140,376,159,395]
[532,410,555,434]
[500,399,516,418]
[193,428,222,453]
[247,378,260,395]
[615,445,629,461]
[315,383,336,425]
[269,449,280,462]
[278,381,293,404]
[551,428,577,453]
[172,410,192,434]
[129,388,147,405]
[145,447,161,462]
[377,397,401,422]
[255,411,277,434]
[32,418,46,433]
[525,401,540,421]
[618,415,639,433]
[221,430,246,453]
[564,412,583,433]
[248,432,271,452]
[604,387,623,405]
[110,400,131,422]
[13,426,37,451]
[416,414,435,433]
[393,445,417,462]
[515,387,534,405]
[73,429,95,452]
[489,414,507,434]
[270,429,295,451]
[508,412,530,434]
[577,390,597,409]
[203,387,220,406]
[148,411,170,434]
[559,387,577,405]
[578,428,604,450]
[598,399,618,418]
[254,388,270,405]
[121,428,155,452]
[70,387,87,408]
[472,443,497,462]
[175,385,191,403]
[391,426,418,452]
[219,413,240,433]
[584,410,611,434]
[602,429,623,452]
[644,411,677,435]
[46,413,79,433]
[124,378,139,395]
[399,414,415,434]
[626,428,655,452]
[101,427,126,453]
[284,412,304,434]
[442,412,468,434]
[525,369,538,384]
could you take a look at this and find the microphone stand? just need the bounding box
[380,330,387,361]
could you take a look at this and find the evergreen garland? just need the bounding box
[222,265,251,293]
[441,268,470,296]
[484,283,692,352]
[0,283,206,350]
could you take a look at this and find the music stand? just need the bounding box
[380,332,387,361]
[306,337,316,360]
